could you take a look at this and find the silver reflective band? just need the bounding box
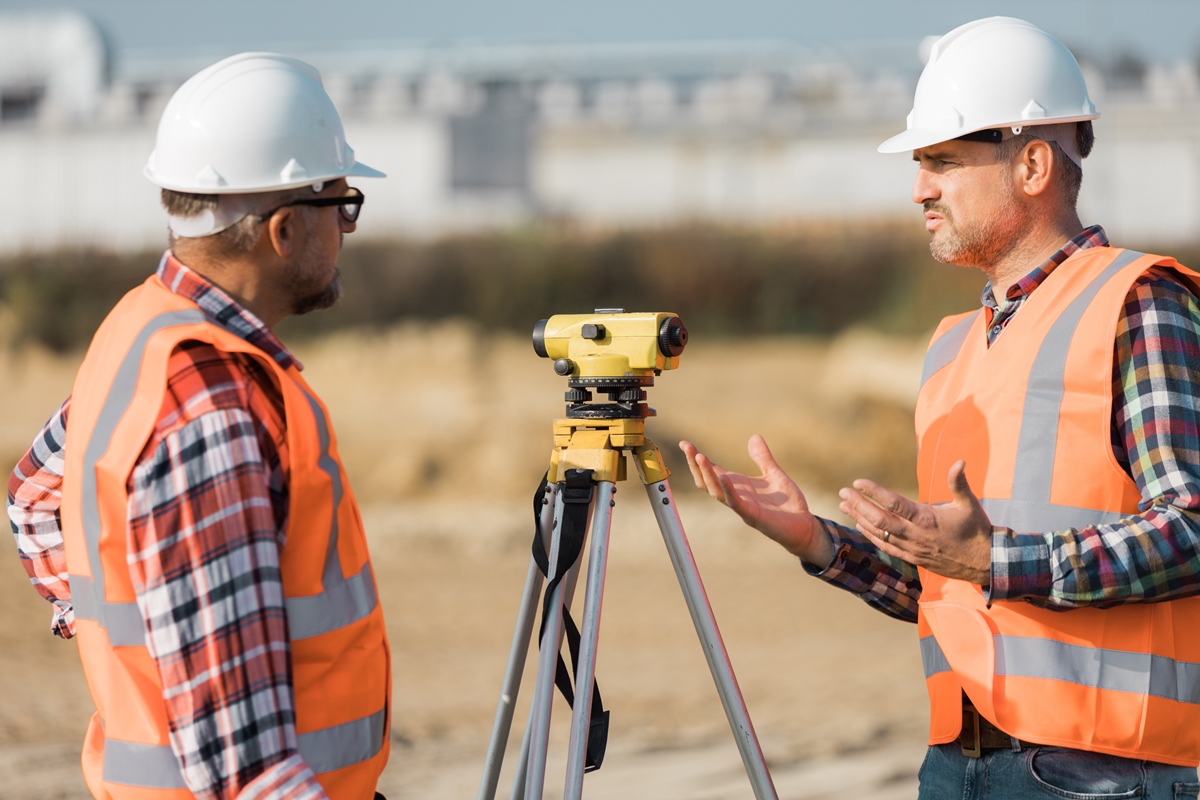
[72,308,377,645]
[978,498,1130,532]
[285,387,378,640]
[101,706,387,788]
[919,310,981,390]
[920,635,952,678]
[1009,250,1144,506]
[71,309,208,646]
[920,633,1200,704]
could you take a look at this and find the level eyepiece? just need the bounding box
[658,316,688,357]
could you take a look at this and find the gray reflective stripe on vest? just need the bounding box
[285,387,377,641]
[71,309,208,647]
[919,633,1200,704]
[1002,250,1145,526]
[920,635,951,678]
[919,310,982,390]
[101,707,387,788]
[977,498,1130,532]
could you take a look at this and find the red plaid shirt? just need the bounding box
[7,254,327,800]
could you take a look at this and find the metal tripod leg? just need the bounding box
[525,485,595,800]
[562,481,616,800]
[645,477,780,800]
[477,485,559,800]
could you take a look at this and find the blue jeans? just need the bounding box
[918,742,1200,799]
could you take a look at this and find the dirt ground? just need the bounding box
[0,321,933,799]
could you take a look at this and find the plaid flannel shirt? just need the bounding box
[7,254,327,800]
[808,226,1200,622]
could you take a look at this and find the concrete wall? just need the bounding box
[0,100,1197,255]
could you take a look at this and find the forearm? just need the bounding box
[803,518,922,622]
[6,398,74,638]
[128,409,325,800]
[989,502,1200,608]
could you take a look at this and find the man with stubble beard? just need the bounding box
[8,54,393,799]
[683,17,1200,800]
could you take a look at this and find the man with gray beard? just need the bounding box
[683,17,1200,800]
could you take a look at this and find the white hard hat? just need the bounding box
[145,52,385,194]
[879,17,1098,154]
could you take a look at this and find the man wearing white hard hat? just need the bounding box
[8,54,391,799]
[684,17,1200,798]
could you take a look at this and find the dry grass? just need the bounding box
[0,322,933,799]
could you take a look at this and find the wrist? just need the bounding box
[789,514,833,568]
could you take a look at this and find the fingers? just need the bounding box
[839,486,907,542]
[718,474,758,524]
[746,434,780,476]
[851,478,921,521]
[679,441,706,490]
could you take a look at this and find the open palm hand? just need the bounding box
[679,435,833,567]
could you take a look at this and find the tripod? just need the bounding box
[477,412,779,800]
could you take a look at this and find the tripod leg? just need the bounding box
[645,477,779,800]
[478,485,557,800]
[508,552,585,800]
[525,486,593,800]
[562,481,616,800]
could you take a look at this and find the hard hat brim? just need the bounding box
[348,161,387,179]
[877,113,1100,154]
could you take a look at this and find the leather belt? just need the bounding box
[958,699,1033,758]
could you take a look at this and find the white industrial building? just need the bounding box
[0,11,1197,254]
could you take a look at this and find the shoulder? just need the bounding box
[158,340,283,438]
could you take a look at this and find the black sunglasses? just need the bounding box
[258,187,365,223]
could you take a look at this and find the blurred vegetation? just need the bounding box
[2,224,1195,352]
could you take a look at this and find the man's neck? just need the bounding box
[170,245,290,328]
[984,213,1084,304]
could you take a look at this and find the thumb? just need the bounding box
[746,434,780,477]
[947,460,977,504]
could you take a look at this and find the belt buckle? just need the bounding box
[961,706,982,758]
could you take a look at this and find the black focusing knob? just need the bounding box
[580,323,606,341]
[553,358,574,376]
[658,316,688,357]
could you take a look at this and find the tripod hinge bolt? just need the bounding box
[661,497,670,505]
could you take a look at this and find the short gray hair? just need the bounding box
[995,120,1094,209]
[161,186,318,254]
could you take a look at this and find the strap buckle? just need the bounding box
[960,706,982,758]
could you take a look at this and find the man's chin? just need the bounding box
[293,270,343,316]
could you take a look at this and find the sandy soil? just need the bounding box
[0,322,933,799]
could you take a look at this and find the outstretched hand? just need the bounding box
[679,435,834,568]
[837,460,992,584]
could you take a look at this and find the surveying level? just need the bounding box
[478,310,778,800]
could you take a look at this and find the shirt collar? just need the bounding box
[157,251,302,371]
[980,224,1110,312]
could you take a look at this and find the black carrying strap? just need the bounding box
[531,469,610,772]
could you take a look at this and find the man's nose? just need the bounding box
[912,165,939,206]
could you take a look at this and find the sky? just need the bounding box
[1,0,1197,65]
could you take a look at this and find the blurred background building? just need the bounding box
[1,6,1198,254]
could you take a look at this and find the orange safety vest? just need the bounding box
[914,246,1200,766]
[61,274,391,799]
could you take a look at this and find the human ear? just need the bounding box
[267,208,298,258]
[1019,139,1055,198]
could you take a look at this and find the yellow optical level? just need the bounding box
[532,309,687,379]
[532,309,688,420]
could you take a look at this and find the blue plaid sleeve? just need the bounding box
[989,268,1200,607]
